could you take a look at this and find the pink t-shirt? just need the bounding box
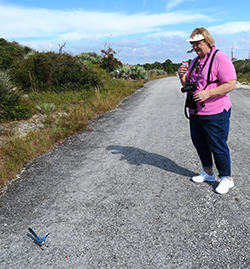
[187,46,237,115]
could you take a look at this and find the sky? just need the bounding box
[0,0,250,65]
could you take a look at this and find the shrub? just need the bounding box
[110,65,131,80]
[234,59,250,73]
[51,54,103,90]
[100,46,122,73]
[75,52,102,66]
[0,38,32,70]
[0,71,34,122]
[239,62,250,74]
[50,53,84,89]
[148,69,167,76]
[141,58,177,75]
[163,59,175,75]
[10,52,103,92]
[111,65,148,80]
[130,65,148,80]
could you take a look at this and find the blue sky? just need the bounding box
[1,0,250,64]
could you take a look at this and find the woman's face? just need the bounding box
[191,40,210,58]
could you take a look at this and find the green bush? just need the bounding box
[235,60,250,74]
[0,38,32,70]
[234,59,249,72]
[233,59,250,83]
[141,58,177,75]
[163,59,175,75]
[75,52,102,66]
[130,65,148,80]
[0,71,33,122]
[51,54,102,90]
[100,47,122,73]
[10,52,53,91]
[10,52,103,92]
[148,69,167,76]
[111,65,148,80]
[110,65,131,80]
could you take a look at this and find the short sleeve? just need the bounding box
[213,51,237,83]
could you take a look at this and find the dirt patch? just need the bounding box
[0,114,46,143]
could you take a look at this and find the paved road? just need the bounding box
[0,77,250,268]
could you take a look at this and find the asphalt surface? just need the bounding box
[0,76,250,269]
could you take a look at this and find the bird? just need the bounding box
[27,227,50,248]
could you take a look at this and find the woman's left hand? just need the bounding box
[193,90,210,103]
[193,80,236,103]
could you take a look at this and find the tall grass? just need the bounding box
[0,78,144,189]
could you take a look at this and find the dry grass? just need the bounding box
[0,79,144,189]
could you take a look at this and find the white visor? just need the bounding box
[186,34,205,42]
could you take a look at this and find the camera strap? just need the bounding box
[185,48,219,119]
[189,47,213,83]
[205,49,219,88]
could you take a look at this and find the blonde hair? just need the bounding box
[190,27,215,48]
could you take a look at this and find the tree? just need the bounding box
[58,41,67,54]
[163,59,175,74]
[100,41,122,73]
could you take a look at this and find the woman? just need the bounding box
[178,27,237,194]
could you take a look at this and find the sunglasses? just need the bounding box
[191,41,203,48]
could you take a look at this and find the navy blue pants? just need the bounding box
[190,109,231,177]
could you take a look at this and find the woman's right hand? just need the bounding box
[178,65,188,78]
[178,65,188,86]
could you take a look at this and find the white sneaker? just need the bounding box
[215,177,234,194]
[192,171,216,183]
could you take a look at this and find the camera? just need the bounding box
[181,81,205,111]
[181,82,197,110]
[181,82,197,93]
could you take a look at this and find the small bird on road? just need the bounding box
[27,227,50,249]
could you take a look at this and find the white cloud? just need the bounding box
[166,0,186,10]
[0,4,210,41]
[115,35,192,64]
[1,4,250,63]
[148,30,187,38]
[115,39,142,48]
[208,22,250,35]
[236,35,250,48]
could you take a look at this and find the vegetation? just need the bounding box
[0,38,171,189]
[75,52,102,66]
[110,64,149,80]
[140,59,177,75]
[10,52,103,92]
[109,59,177,81]
[0,78,144,187]
[100,46,122,73]
[0,38,32,70]
[233,59,250,82]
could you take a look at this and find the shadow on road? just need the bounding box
[106,145,196,177]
